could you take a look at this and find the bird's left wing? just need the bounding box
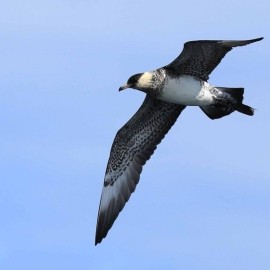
[164,37,263,81]
[95,95,185,245]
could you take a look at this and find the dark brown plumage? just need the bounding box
[95,37,263,245]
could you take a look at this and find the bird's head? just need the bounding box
[119,72,154,92]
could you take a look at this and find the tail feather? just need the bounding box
[235,104,254,116]
[215,87,244,102]
[200,86,254,120]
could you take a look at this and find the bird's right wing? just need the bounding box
[95,95,185,245]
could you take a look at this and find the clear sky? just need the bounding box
[0,0,269,269]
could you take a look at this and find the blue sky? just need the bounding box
[0,0,269,269]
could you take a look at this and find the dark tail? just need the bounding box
[235,103,254,116]
[200,87,254,120]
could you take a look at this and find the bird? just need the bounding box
[95,37,263,245]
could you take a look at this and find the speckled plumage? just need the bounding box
[95,37,263,245]
[96,96,185,244]
[164,39,263,81]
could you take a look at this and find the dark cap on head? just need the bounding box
[119,73,143,91]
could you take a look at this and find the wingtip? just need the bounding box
[252,37,264,42]
[95,239,100,246]
[243,37,264,46]
[94,235,99,246]
[95,215,106,246]
[95,208,105,246]
[221,37,264,48]
[95,230,104,245]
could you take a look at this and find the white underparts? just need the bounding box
[159,75,215,106]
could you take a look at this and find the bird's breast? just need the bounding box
[158,75,211,106]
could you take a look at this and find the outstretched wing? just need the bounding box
[164,37,263,81]
[95,95,185,245]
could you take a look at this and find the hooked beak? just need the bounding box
[119,84,130,91]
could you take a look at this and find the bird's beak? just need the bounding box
[119,84,130,91]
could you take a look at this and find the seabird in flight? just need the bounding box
[95,37,263,245]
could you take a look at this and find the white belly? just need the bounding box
[159,75,213,106]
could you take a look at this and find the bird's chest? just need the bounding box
[158,75,210,106]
